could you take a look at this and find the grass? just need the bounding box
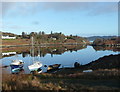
[2,69,120,91]
[2,39,15,40]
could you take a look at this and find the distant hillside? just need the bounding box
[2,32,17,37]
[92,37,120,46]
[87,36,117,41]
[2,32,90,46]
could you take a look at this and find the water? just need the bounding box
[1,45,119,74]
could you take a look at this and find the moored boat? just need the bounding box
[47,64,61,71]
[10,60,24,69]
[28,61,42,71]
[28,37,43,72]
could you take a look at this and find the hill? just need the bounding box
[87,36,117,41]
[2,32,90,46]
[92,37,120,46]
[2,32,17,37]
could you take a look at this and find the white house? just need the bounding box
[2,52,16,56]
[2,35,16,39]
[50,37,56,40]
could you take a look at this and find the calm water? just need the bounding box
[1,46,119,74]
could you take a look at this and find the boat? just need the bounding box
[47,64,61,71]
[28,37,43,72]
[10,59,24,69]
[83,69,93,73]
[28,61,42,71]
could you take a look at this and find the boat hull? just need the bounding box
[28,62,42,71]
[28,66,41,71]
[10,64,23,69]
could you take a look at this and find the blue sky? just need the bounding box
[1,2,118,37]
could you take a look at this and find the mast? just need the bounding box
[31,36,34,62]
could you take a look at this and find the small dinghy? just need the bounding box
[10,60,24,69]
[83,69,93,73]
[47,64,61,71]
[28,61,42,71]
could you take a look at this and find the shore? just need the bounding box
[1,39,89,48]
[2,69,120,91]
[2,54,120,91]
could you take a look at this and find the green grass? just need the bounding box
[2,39,15,40]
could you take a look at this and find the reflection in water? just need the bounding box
[11,67,24,74]
[93,46,120,52]
[25,45,87,57]
[2,52,16,56]
[30,68,42,74]
[22,52,29,58]
[5,45,88,58]
[1,45,120,74]
[5,45,120,58]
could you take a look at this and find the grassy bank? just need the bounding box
[1,38,89,47]
[2,68,120,91]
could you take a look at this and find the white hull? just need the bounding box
[11,60,24,65]
[28,62,42,71]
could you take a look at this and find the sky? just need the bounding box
[1,2,118,37]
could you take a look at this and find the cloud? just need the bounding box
[2,2,118,16]
[2,24,30,30]
[2,2,38,16]
[42,2,118,15]
[9,25,26,29]
[1,2,15,15]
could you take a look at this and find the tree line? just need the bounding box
[20,31,87,44]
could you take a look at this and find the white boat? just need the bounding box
[83,69,93,73]
[11,60,24,65]
[28,37,43,72]
[28,61,42,71]
[10,60,24,69]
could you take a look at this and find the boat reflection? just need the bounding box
[30,68,42,74]
[11,67,24,74]
[2,45,87,58]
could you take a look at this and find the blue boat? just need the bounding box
[10,60,24,69]
[10,64,23,69]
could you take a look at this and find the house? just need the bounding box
[2,35,16,39]
[2,52,16,56]
[50,37,56,40]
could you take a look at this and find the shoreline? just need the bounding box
[2,48,120,91]
[1,43,87,48]
[1,43,120,48]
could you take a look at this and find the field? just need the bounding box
[2,39,30,46]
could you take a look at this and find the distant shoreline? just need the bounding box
[1,43,88,48]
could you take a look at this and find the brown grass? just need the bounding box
[2,69,120,91]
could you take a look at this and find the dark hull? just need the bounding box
[10,64,23,69]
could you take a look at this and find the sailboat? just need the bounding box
[28,37,43,72]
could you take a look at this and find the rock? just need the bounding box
[74,62,80,68]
